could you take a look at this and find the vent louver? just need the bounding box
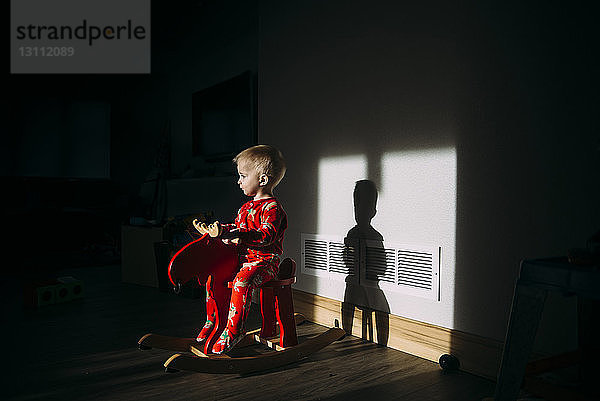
[329,242,356,275]
[398,250,433,290]
[301,234,357,278]
[365,247,395,283]
[303,239,328,271]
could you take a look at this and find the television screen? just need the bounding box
[192,71,256,161]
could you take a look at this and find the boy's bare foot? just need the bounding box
[211,328,244,354]
[196,320,214,343]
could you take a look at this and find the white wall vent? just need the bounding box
[302,238,328,272]
[302,234,440,301]
[397,249,434,290]
[362,240,440,301]
[301,234,358,282]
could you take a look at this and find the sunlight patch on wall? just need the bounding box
[376,148,457,244]
[311,148,458,327]
[375,147,457,323]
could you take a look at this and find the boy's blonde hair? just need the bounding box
[234,144,286,188]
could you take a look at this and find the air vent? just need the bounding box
[303,239,328,271]
[301,234,357,281]
[361,240,439,301]
[302,234,440,301]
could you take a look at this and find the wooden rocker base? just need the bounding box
[138,313,345,375]
[164,326,346,375]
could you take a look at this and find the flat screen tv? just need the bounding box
[192,71,257,162]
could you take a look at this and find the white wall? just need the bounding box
[258,0,599,349]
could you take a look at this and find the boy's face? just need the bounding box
[237,162,261,197]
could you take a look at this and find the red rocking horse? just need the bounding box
[138,234,345,374]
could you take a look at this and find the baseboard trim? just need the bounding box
[293,289,503,380]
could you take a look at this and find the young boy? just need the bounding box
[192,144,287,354]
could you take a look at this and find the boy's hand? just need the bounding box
[192,219,209,235]
[221,227,240,240]
[221,228,240,245]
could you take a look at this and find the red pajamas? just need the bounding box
[197,198,287,353]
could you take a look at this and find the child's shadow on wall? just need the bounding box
[342,180,390,346]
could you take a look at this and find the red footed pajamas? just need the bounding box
[197,198,287,354]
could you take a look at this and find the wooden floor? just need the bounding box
[3,265,497,401]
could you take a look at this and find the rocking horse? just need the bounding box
[138,233,345,374]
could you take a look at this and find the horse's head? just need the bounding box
[167,234,238,293]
